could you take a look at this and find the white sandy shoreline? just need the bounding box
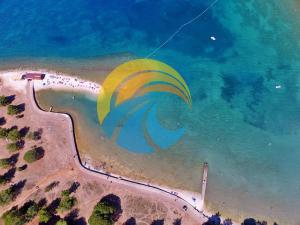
[0,69,239,225]
[0,69,101,96]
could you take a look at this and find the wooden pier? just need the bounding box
[201,162,208,203]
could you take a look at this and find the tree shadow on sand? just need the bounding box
[65,208,87,225]
[5,95,15,105]
[19,127,30,138]
[35,147,45,160]
[173,218,182,225]
[123,217,137,225]
[2,167,16,182]
[151,219,164,225]
[68,181,80,193]
[47,198,61,214]
[11,180,27,198]
[38,198,47,208]
[8,153,19,166]
[16,103,25,113]
[0,117,6,125]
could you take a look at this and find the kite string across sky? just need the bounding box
[146,0,220,58]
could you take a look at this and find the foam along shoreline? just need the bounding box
[0,70,101,96]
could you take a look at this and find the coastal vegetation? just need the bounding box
[38,207,52,223]
[57,189,77,212]
[6,142,22,152]
[0,95,10,106]
[7,105,21,115]
[23,147,44,163]
[0,127,8,139]
[0,187,15,206]
[7,128,21,142]
[88,194,122,225]
[88,201,117,225]
[0,158,10,168]
[56,219,68,225]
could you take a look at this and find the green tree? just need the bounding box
[61,189,70,197]
[6,142,21,152]
[25,203,38,221]
[0,127,8,139]
[88,201,117,225]
[0,95,9,106]
[38,208,52,223]
[7,105,20,115]
[57,190,77,212]
[0,158,10,168]
[0,187,14,206]
[23,148,42,163]
[56,219,68,225]
[7,129,21,142]
[1,208,24,225]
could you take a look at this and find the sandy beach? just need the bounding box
[0,70,101,96]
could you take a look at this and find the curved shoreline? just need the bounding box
[27,80,212,223]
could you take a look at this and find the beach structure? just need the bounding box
[201,162,208,203]
[21,72,45,80]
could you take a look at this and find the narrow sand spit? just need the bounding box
[0,70,101,96]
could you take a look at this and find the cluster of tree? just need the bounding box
[37,207,68,225]
[1,200,68,225]
[23,147,44,163]
[0,127,21,141]
[0,127,23,152]
[202,213,278,225]
[1,182,79,225]
[57,190,77,212]
[0,186,15,206]
[2,201,39,225]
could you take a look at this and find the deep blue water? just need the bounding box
[1,0,300,224]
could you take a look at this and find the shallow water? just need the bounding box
[1,0,300,223]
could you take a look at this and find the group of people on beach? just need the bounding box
[41,74,100,93]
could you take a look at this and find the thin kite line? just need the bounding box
[145,0,220,58]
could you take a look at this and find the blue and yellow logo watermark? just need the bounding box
[97,59,192,153]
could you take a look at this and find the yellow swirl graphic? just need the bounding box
[97,59,192,124]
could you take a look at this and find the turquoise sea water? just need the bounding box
[1,0,300,223]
